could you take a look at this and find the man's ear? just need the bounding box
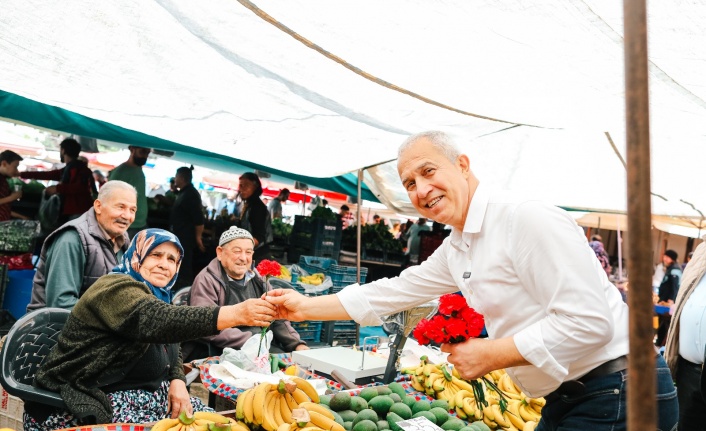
[457,154,471,176]
[93,199,102,214]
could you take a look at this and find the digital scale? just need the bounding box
[292,346,389,385]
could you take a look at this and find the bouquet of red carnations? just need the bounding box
[412,294,508,413]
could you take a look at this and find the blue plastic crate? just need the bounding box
[328,264,368,288]
[298,256,337,274]
[292,321,323,342]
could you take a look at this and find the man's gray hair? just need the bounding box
[97,180,137,202]
[398,131,461,163]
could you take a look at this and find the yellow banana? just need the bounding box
[529,397,546,408]
[455,406,468,420]
[307,411,345,431]
[483,412,498,430]
[166,423,184,431]
[235,388,252,421]
[292,388,311,404]
[299,427,327,431]
[506,400,527,430]
[194,411,232,423]
[518,403,541,422]
[280,392,294,423]
[453,389,472,410]
[262,390,279,431]
[277,423,292,431]
[285,392,300,411]
[523,421,538,431]
[423,363,439,376]
[451,376,476,393]
[490,404,510,428]
[425,372,441,389]
[298,401,335,420]
[410,376,425,392]
[462,397,483,421]
[273,395,285,428]
[151,418,181,431]
[292,377,320,403]
[232,422,250,431]
[242,386,257,424]
[252,382,274,425]
[483,405,496,422]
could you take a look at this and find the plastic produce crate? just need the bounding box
[0,387,23,430]
[291,321,323,343]
[328,264,368,292]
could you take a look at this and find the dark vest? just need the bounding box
[27,208,129,311]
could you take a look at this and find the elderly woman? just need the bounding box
[24,229,277,430]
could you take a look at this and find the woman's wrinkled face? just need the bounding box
[139,242,180,287]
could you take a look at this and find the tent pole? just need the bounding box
[356,169,363,284]
[624,0,655,428]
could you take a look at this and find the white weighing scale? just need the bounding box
[292,346,388,385]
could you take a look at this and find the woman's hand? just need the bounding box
[167,379,192,418]
[218,298,277,329]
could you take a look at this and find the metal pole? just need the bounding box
[356,169,363,346]
[624,0,655,428]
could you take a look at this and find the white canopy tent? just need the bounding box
[0,0,704,222]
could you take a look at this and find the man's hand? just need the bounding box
[167,379,192,418]
[441,337,529,380]
[263,289,308,322]
[235,298,278,327]
[295,344,310,351]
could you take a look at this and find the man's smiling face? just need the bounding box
[398,137,471,230]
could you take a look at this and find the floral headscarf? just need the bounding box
[111,228,184,303]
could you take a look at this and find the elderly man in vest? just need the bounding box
[187,226,308,358]
[27,180,137,311]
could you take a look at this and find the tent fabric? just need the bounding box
[0,90,378,201]
[0,0,705,217]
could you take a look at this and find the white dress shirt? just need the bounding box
[678,274,706,364]
[337,183,629,397]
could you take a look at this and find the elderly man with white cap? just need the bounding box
[187,227,309,356]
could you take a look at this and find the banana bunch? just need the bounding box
[276,403,345,431]
[151,411,248,431]
[401,358,544,431]
[276,265,291,280]
[299,273,324,285]
[236,377,320,431]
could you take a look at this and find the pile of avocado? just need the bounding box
[317,382,491,431]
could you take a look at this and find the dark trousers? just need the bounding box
[656,314,672,347]
[537,354,678,431]
[677,356,706,430]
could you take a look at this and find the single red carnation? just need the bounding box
[256,259,281,278]
[445,318,469,341]
[412,320,431,345]
[461,307,485,337]
[438,293,469,316]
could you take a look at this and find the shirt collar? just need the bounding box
[449,181,490,249]
[225,268,256,285]
[97,224,124,253]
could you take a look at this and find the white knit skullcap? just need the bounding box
[219,226,254,247]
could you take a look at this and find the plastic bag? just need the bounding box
[221,331,273,374]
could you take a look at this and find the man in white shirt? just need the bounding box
[267,131,678,430]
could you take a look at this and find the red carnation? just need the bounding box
[438,293,468,317]
[256,259,281,278]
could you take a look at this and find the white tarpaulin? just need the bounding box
[0,0,704,218]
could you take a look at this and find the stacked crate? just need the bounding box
[288,216,342,263]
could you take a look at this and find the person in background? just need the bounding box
[390,222,401,239]
[589,234,612,276]
[682,251,694,271]
[21,138,96,223]
[405,217,431,263]
[0,150,24,221]
[108,146,151,239]
[267,188,290,220]
[655,249,682,347]
[266,130,678,430]
[237,172,271,263]
[187,227,308,358]
[27,181,136,312]
[372,214,382,225]
[92,170,107,191]
[170,166,205,288]
[338,204,355,229]
[26,229,278,430]
[217,189,240,221]
[665,242,706,430]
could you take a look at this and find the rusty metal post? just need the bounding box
[624,0,655,429]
